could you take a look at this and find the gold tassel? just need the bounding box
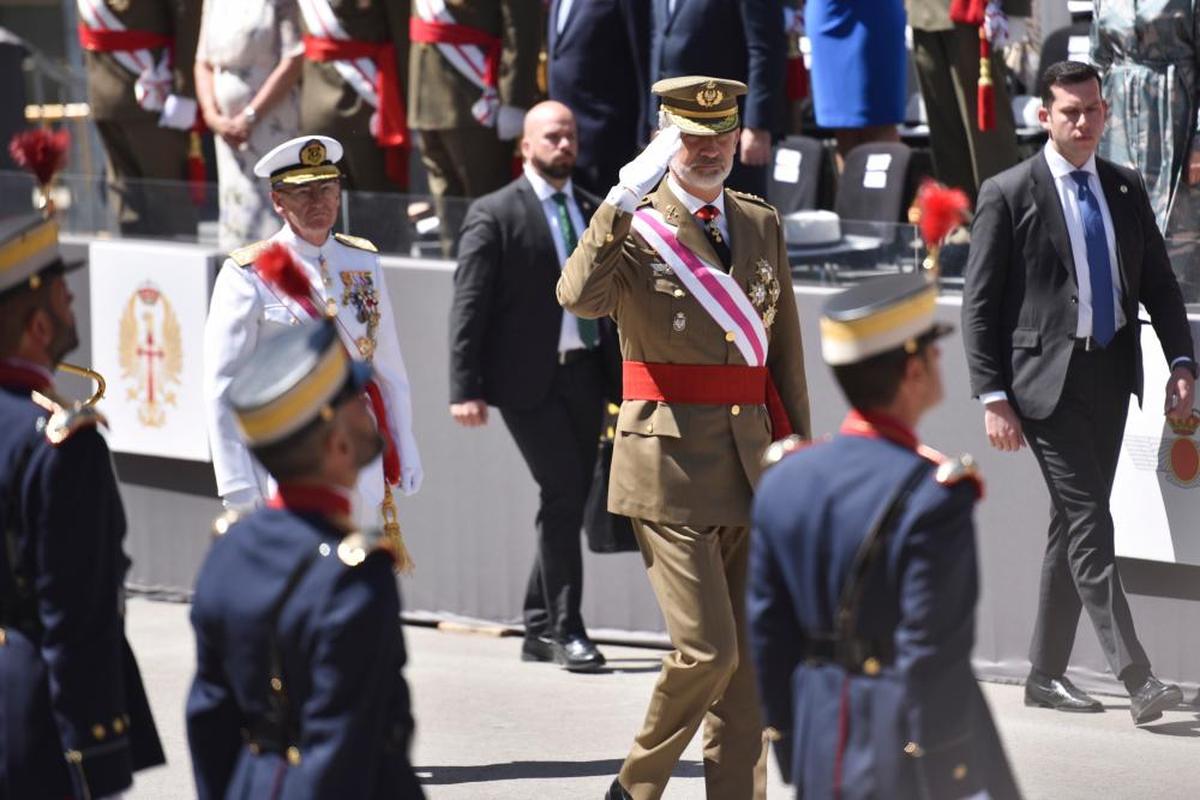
[381,483,414,575]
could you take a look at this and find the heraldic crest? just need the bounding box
[119,281,183,428]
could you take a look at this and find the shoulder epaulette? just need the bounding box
[760,433,813,469]
[336,528,396,567]
[211,509,242,538]
[229,240,271,267]
[728,189,773,209]
[31,391,105,446]
[333,233,378,253]
[919,445,984,499]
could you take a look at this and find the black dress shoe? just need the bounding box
[1129,675,1183,724]
[1024,671,1103,712]
[520,634,556,663]
[554,635,606,672]
[605,777,632,800]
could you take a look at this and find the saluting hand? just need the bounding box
[450,400,489,428]
[611,124,683,206]
[1165,366,1195,421]
[984,399,1026,452]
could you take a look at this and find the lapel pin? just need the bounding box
[1120,185,1128,194]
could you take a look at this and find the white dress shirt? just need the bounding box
[523,163,592,353]
[667,172,731,245]
[556,0,574,33]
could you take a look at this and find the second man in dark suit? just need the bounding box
[963,61,1196,725]
[449,101,617,672]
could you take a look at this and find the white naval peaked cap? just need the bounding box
[254,135,344,186]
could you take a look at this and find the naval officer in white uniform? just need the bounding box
[203,135,422,528]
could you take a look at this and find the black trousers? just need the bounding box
[1022,326,1150,681]
[499,354,606,640]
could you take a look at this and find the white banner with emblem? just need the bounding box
[1112,317,1200,565]
[88,240,215,462]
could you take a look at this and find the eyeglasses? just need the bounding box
[277,181,341,202]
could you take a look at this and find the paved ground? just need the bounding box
[127,598,1200,799]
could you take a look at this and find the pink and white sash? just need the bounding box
[412,0,498,126]
[631,208,769,367]
[76,0,172,112]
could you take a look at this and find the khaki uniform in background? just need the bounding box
[559,180,811,800]
[83,0,201,237]
[907,0,1031,200]
[408,0,540,255]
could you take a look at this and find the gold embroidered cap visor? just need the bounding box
[230,319,373,447]
[819,273,953,366]
[0,214,80,298]
[254,135,345,187]
[652,75,747,136]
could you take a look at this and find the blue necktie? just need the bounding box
[1070,170,1116,346]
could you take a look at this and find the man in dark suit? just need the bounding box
[963,61,1197,725]
[649,0,786,198]
[547,0,650,197]
[449,101,617,672]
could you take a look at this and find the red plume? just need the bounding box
[9,127,70,186]
[255,243,320,317]
[916,180,971,248]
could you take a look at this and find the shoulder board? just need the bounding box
[760,434,814,469]
[31,391,105,446]
[336,528,396,568]
[333,233,378,253]
[728,189,773,209]
[919,445,984,499]
[211,509,242,538]
[229,240,271,267]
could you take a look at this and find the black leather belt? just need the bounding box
[557,348,594,365]
[1073,336,1106,351]
[802,637,895,675]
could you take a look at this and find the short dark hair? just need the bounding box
[1039,61,1102,106]
[251,418,332,482]
[0,272,58,357]
[831,334,937,411]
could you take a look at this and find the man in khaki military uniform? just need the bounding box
[558,76,811,800]
[77,0,201,237]
[409,0,540,256]
[908,0,1030,199]
[297,0,410,251]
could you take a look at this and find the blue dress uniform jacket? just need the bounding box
[187,502,423,800]
[0,368,164,799]
[748,412,1019,800]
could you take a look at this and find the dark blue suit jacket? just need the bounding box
[187,508,423,799]
[749,423,1020,800]
[649,0,786,136]
[548,0,649,196]
[0,380,163,799]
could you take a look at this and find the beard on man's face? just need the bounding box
[532,154,574,181]
[48,310,78,366]
[354,426,386,470]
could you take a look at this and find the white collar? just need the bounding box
[523,163,575,202]
[277,222,333,258]
[667,172,726,218]
[1043,142,1098,182]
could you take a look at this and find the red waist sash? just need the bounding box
[408,17,501,87]
[622,361,793,438]
[77,24,171,52]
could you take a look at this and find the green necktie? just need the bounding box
[553,191,598,348]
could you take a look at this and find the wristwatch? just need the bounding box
[243,105,258,126]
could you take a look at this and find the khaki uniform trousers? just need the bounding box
[416,126,513,256]
[96,119,197,238]
[620,520,767,800]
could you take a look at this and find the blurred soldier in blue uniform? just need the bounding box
[748,273,1021,800]
[187,318,423,799]
[0,214,165,798]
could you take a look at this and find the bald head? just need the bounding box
[521,100,577,186]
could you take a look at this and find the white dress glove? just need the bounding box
[605,125,683,212]
[496,105,526,141]
[399,464,423,496]
[983,1,1009,48]
[159,94,198,130]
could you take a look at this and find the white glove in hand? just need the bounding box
[399,464,423,496]
[984,1,1009,48]
[496,105,526,141]
[606,125,683,212]
[159,94,198,130]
